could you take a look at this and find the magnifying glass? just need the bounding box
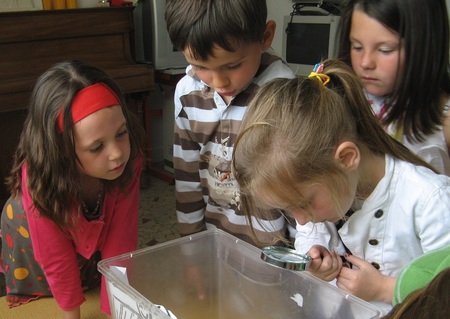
[261,246,312,271]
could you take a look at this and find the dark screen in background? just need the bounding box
[286,23,331,65]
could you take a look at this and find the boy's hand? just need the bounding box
[306,245,343,281]
[336,254,395,303]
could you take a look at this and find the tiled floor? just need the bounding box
[137,172,180,247]
[0,172,179,297]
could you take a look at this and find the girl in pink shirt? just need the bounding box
[0,60,144,319]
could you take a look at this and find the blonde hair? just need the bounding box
[232,59,436,242]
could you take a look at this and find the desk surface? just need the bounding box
[0,287,107,319]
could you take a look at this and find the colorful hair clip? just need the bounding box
[308,63,330,86]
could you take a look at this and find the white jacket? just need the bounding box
[295,155,450,277]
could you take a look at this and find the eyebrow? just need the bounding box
[349,36,400,46]
[82,121,127,149]
[188,55,246,69]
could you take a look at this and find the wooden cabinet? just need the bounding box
[0,7,155,204]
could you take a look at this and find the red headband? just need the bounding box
[57,82,121,132]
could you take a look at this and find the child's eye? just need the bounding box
[289,201,311,213]
[379,48,395,54]
[117,129,128,139]
[192,65,205,71]
[226,63,241,70]
[350,41,362,51]
[90,144,104,153]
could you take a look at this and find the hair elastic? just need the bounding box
[57,82,121,133]
[308,63,330,86]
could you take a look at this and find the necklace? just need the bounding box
[80,181,105,220]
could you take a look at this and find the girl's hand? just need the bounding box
[184,265,206,300]
[336,254,395,303]
[63,307,80,319]
[306,245,343,281]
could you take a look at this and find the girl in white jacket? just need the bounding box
[232,59,450,309]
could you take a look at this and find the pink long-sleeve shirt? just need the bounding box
[22,155,142,314]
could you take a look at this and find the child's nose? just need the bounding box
[360,51,376,70]
[212,72,229,89]
[108,143,123,161]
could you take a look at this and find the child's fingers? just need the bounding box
[343,254,366,269]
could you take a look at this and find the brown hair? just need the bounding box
[232,59,436,243]
[382,268,450,319]
[165,0,268,61]
[7,60,145,230]
[337,0,450,142]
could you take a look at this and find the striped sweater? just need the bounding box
[173,52,296,247]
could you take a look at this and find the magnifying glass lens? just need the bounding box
[261,246,312,271]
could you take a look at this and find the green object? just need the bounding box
[393,245,450,304]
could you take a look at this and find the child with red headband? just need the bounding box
[0,61,144,318]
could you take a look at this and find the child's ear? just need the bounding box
[334,141,360,170]
[262,20,276,50]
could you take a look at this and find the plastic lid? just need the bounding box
[261,246,312,271]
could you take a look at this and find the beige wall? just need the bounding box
[266,0,295,57]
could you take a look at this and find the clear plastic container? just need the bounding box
[98,229,383,319]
